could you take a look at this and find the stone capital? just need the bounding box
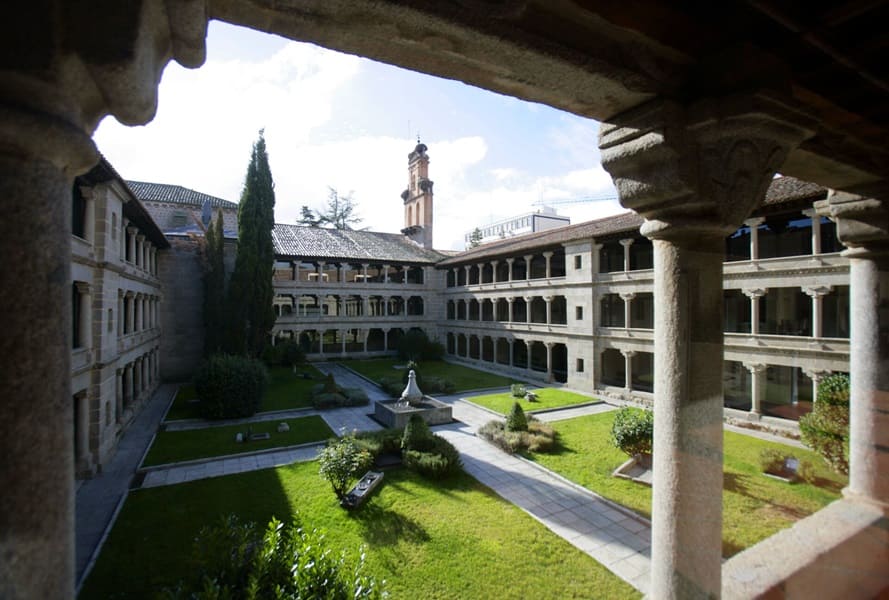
[743,362,767,374]
[599,94,815,241]
[523,296,533,303]
[744,216,765,227]
[822,191,889,256]
[743,288,767,298]
[506,257,515,264]
[619,292,636,301]
[619,238,635,247]
[542,251,554,258]
[620,349,636,358]
[73,281,90,294]
[524,254,534,261]
[543,295,554,302]
[803,285,832,298]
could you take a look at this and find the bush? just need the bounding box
[193,354,269,420]
[505,402,528,432]
[511,383,527,398]
[478,417,557,455]
[354,428,404,457]
[423,376,456,395]
[759,448,787,474]
[281,339,305,369]
[163,514,385,599]
[397,329,444,362]
[318,437,373,501]
[403,436,462,479]
[610,407,654,457]
[797,459,817,484]
[402,414,433,452]
[800,373,850,475]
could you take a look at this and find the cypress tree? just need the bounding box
[202,208,226,356]
[227,130,276,357]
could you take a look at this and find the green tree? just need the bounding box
[201,208,226,356]
[468,227,482,248]
[800,373,850,474]
[505,402,528,432]
[226,130,277,357]
[297,205,322,226]
[318,437,372,501]
[320,187,361,230]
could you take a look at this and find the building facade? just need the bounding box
[464,205,570,248]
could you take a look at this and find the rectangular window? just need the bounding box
[574,255,582,269]
[575,306,584,320]
[576,358,585,373]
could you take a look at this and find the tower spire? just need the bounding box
[401,140,434,249]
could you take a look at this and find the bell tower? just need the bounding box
[401,139,434,249]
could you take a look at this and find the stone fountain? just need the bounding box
[373,369,453,429]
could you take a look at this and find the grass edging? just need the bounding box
[75,491,129,596]
[163,405,317,429]
[137,440,326,473]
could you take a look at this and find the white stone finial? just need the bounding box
[401,369,423,404]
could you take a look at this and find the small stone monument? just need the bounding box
[401,370,423,406]
[374,369,452,428]
[277,422,290,433]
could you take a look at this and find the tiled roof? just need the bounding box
[126,181,238,210]
[438,211,643,265]
[763,176,826,205]
[273,225,447,264]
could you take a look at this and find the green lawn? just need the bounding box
[346,358,514,392]
[524,412,847,557]
[80,463,639,600]
[468,387,600,414]
[165,365,324,421]
[142,416,333,467]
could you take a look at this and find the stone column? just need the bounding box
[524,296,533,324]
[744,288,766,335]
[804,286,831,338]
[621,349,635,391]
[293,261,300,282]
[545,341,555,382]
[802,208,822,255]
[477,263,485,285]
[507,298,515,323]
[124,365,134,409]
[340,330,347,356]
[362,329,368,354]
[150,246,157,275]
[745,217,764,260]
[525,340,533,372]
[491,260,499,283]
[544,295,553,325]
[362,296,369,317]
[383,264,390,284]
[142,239,150,272]
[125,292,135,334]
[449,267,457,287]
[524,255,533,280]
[463,265,470,286]
[620,238,634,272]
[339,264,346,284]
[115,369,123,424]
[543,251,554,279]
[620,292,635,329]
[74,282,91,348]
[135,234,145,269]
[821,191,889,507]
[506,258,515,282]
[508,338,515,366]
[600,95,812,598]
[126,226,137,264]
[316,261,326,283]
[120,218,129,261]
[382,328,390,352]
[744,363,766,415]
[592,243,603,277]
[804,368,828,405]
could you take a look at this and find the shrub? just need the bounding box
[610,406,654,457]
[511,383,527,398]
[478,417,556,455]
[800,373,850,475]
[313,392,349,409]
[397,329,444,361]
[403,436,462,479]
[423,376,456,395]
[193,354,269,420]
[163,514,385,599]
[797,459,817,484]
[354,428,403,457]
[281,339,306,370]
[260,343,283,367]
[759,448,787,474]
[402,414,433,452]
[505,402,528,432]
[342,387,369,405]
[378,377,403,398]
[322,372,338,394]
[318,437,373,501]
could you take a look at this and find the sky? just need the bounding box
[94,21,623,250]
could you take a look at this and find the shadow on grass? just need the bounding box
[349,501,430,547]
[723,472,809,520]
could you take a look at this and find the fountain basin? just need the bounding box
[374,396,453,429]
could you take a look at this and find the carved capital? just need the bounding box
[743,363,767,374]
[619,238,635,247]
[743,288,767,298]
[803,286,832,298]
[821,191,889,255]
[599,94,815,241]
[620,292,636,301]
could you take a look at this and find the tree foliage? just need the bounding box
[298,188,362,230]
[800,373,850,474]
[610,407,654,457]
[318,437,373,501]
[227,130,277,357]
[193,354,269,420]
[468,227,482,248]
[201,208,226,357]
[163,514,386,599]
[297,205,322,227]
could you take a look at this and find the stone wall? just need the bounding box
[158,236,205,381]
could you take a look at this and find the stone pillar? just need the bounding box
[120,218,129,261]
[125,292,135,334]
[316,261,326,283]
[745,217,764,260]
[543,251,554,279]
[150,246,157,275]
[142,238,150,272]
[600,95,812,598]
[74,282,91,348]
[744,288,766,335]
[804,286,831,338]
[362,296,369,317]
[545,342,554,382]
[744,363,766,415]
[135,234,145,269]
[491,260,499,283]
[620,238,634,272]
[525,340,533,372]
[821,191,889,507]
[383,264,390,284]
[803,208,822,255]
[524,255,533,280]
[361,263,368,283]
[477,263,484,285]
[115,369,123,424]
[340,330,347,356]
[507,298,515,323]
[620,292,635,329]
[592,243,603,277]
[126,226,137,264]
[524,296,533,324]
[382,328,390,352]
[463,265,470,286]
[804,368,828,405]
[339,264,346,284]
[621,349,635,391]
[508,338,515,366]
[362,329,368,354]
[506,258,515,282]
[544,295,553,325]
[293,261,300,282]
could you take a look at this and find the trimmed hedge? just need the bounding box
[193,354,269,420]
[403,436,462,479]
[610,407,653,457]
[800,373,850,474]
[478,418,556,454]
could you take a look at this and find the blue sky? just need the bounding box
[95,21,622,250]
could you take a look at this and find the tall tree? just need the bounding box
[320,187,361,230]
[227,130,277,357]
[468,227,483,248]
[202,208,226,356]
[297,205,322,227]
